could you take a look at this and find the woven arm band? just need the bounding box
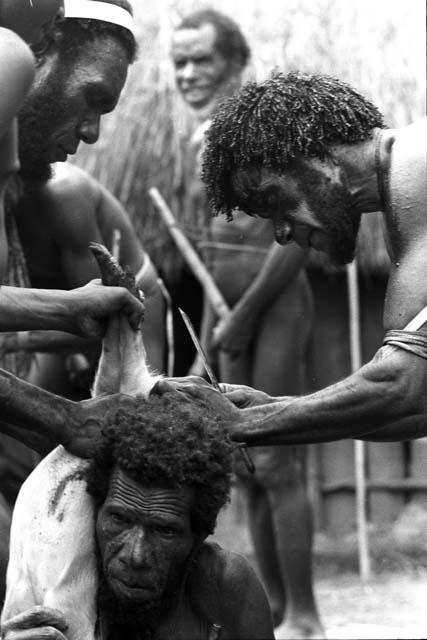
[383,329,427,360]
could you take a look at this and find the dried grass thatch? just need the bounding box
[74,0,426,281]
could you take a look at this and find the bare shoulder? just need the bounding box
[47,163,97,200]
[188,542,274,639]
[0,28,35,136]
[389,118,427,226]
[195,541,258,585]
[40,164,100,237]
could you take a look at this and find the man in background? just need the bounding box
[171,11,323,637]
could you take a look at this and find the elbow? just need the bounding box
[365,347,427,419]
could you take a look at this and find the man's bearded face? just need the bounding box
[172,23,229,110]
[232,159,360,266]
[96,466,195,619]
[18,34,129,187]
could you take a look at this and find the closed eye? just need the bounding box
[109,510,132,526]
[158,526,176,537]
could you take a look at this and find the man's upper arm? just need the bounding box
[218,551,274,639]
[96,184,145,273]
[384,120,427,332]
[41,167,103,287]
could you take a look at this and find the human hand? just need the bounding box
[219,383,276,408]
[1,606,68,639]
[67,279,144,338]
[151,377,240,424]
[213,309,256,356]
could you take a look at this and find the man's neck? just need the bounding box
[331,127,395,215]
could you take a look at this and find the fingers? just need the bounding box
[3,627,68,639]
[151,377,211,394]
[219,383,241,393]
[223,390,254,408]
[1,606,67,634]
[219,384,255,408]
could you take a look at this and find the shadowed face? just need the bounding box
[96,466,196,614]
[172,23,229,109]
[18,34,129,185]
[0,0,64,44]
[232,158,360,265]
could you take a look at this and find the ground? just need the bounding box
[211,488,427,639]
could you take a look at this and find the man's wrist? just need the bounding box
[58,400,81,449]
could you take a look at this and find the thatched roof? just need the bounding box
[74,0,424,282]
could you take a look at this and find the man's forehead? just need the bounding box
[58,36,128,101]
[172,23,218,56]
[106,467,194,518]
[72,35,129,75]
[232,166,282,197]
[232,161,324,197]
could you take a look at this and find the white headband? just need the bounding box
[63,0,135,38]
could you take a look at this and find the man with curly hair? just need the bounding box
[172,14,323,638]
[2,392,274,639]
[169,71,427,445]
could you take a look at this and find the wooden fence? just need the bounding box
[305,269,427,534]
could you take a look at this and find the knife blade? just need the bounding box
[178,307,255,474]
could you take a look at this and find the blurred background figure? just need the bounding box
[168,9,323,638]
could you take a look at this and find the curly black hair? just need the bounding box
[202,71,385,217]
[32,0,136,65]
[86,392,234,537]
[176,9,250,72]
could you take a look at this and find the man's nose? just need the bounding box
[179,61,197,82]
[78,116,100,144]
[126,529,150,569]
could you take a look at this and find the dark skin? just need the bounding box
[166,120,427,445]
[172,24,322,635]
[0,25,144,455]
[0,11,143,336]
[0,366,140,458]
[2,466,274,640]
[13,162,165,395]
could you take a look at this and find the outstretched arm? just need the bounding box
[227,345,427,444]
[0,280,143,336]
[0,366,138,457]
[213,243,307,354]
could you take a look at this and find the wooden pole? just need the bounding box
[346,260,371,581]
[148,187,230,319]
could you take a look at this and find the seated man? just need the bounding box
[2,391,274,640]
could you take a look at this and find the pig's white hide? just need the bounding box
[2,317,161,640]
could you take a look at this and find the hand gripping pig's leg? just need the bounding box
[90,243,160,398]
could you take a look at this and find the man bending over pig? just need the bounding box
[2,391,273,640]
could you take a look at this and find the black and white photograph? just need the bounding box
[0,1,425,638]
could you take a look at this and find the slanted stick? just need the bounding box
[148,187,230,320]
